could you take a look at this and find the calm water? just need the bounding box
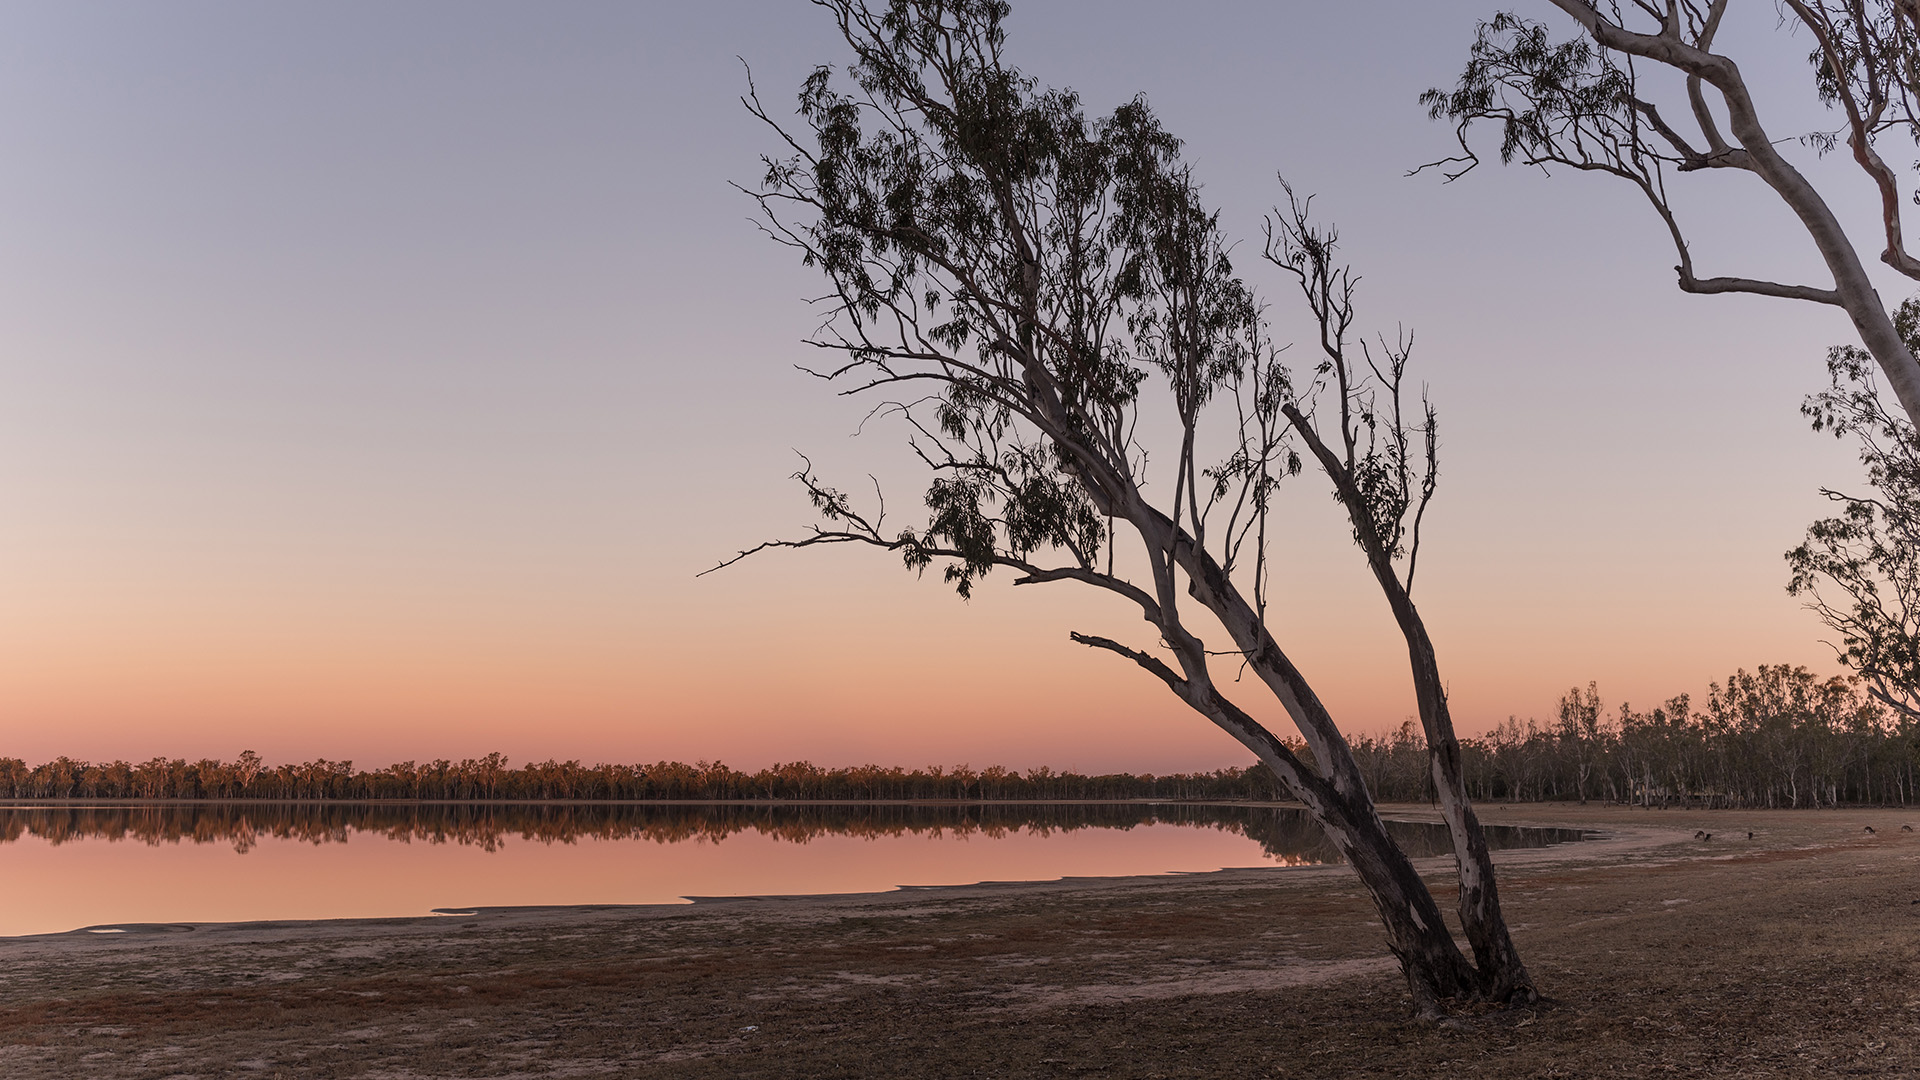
[0,802,1590,937]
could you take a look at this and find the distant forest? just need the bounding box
[4,667,1914,809]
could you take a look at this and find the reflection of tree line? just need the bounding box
[0,801,1589,861]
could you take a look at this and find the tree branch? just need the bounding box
[1676,273,1844,305]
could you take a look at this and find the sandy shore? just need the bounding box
[2,803,1918,1078]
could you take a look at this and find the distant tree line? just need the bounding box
[0,751,1279,803]
[4,666,1912,808]
[1349,666,1918,808]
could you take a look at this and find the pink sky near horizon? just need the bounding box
[0,2,1881,773]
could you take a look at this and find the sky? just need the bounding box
[0,2,1894,773]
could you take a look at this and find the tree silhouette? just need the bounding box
[721,0,1534,1010]
[1790,330,1920,721]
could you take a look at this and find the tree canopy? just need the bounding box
[1424,1,1920,427]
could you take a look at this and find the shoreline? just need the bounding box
[0,801,1867,942]
[3,800,1607,940]
[7,795,1917,807]
[4,804,1916,1078]
[5,796,1300,808]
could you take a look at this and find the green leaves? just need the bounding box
[1432,14,1630,163]
[748,0,1286,599]
[1789,328,1920,720]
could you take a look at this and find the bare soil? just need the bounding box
[2,803,1918,1078]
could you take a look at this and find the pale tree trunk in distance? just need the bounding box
[1550,0,1920,426]
[1428,0,1920,425]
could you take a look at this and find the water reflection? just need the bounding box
[0,802,1589,864]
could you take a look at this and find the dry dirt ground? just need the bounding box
[3,803,1919,1079]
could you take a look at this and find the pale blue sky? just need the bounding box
[0,2,1885,769]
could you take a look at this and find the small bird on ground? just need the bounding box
[1903,825,1913,832]
[1694,830,1706,839]
[1746,831,1754,839]
[1865,825,1877,834]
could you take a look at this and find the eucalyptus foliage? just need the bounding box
[1791,322,1920,721]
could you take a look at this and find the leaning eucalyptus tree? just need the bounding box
[1423,1,1920,427]
[722,0,1534,1010]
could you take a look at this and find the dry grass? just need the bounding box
[2,804,1918,1078]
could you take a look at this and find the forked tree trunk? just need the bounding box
[1059,433,1503,1010]
[1297,781,1483,1012]
[1171,645,1507,1013]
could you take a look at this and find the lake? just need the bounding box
[0,802,1592,937]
